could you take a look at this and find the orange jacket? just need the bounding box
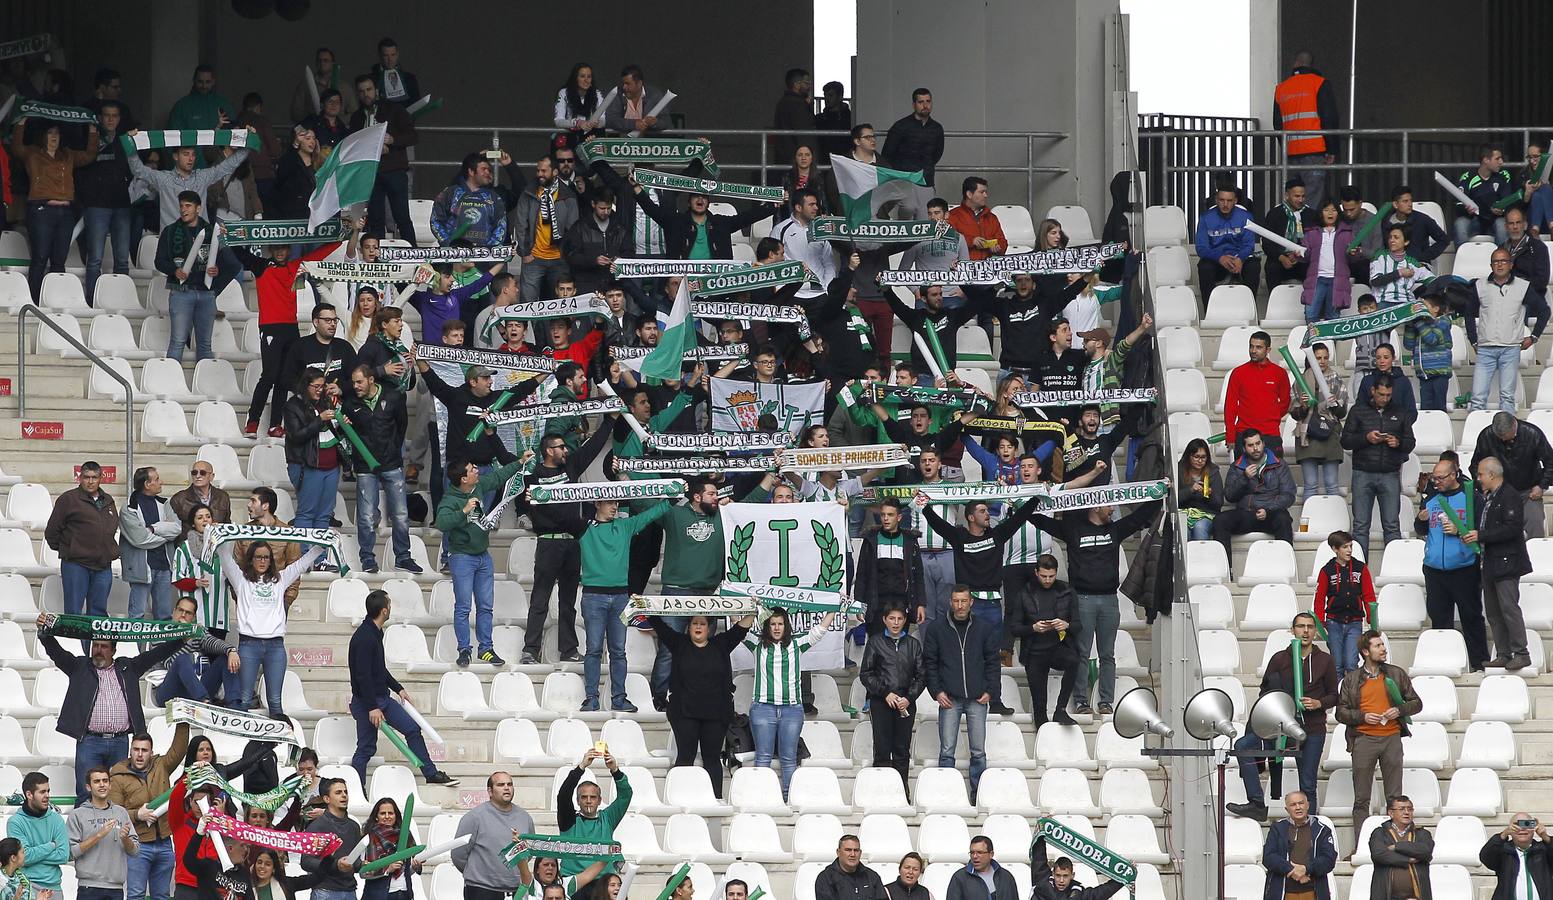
[948,204,1007,261]
[1274,71,1329,157]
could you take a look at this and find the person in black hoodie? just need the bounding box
[1480,817,1553,900]
[1007,555,1078,726]
[855,499,926,632]
[1029,496,1163,717]
[860,606,925,793]
[340,366,416,574]
[648,613,753,799]
[77,100,134,300]
[989,273,1081,379]
[1030,834,1124,900]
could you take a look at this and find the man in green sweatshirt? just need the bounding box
[556,750,633,877]
[4,772,69,894]
[436,452,531,667]
[649,477,730,709]
[580,496,675,712]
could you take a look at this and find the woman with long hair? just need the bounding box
[345,286,381,349]
[743,606,837,799]
[273,125,320,220]
[1300,198,1355,323]
[780,144,837,218]
[250,846,328,899]
[361,797,419,899]
[1289,341,1347,499]
[171,503,225,631]
[10,117,98,299]
[554,63,604,146]
[647,611,755,798]
[218,538,323,717]
[1177,438,1223,541]
[282,368,342,529]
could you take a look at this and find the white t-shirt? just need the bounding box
[219,543,322,638]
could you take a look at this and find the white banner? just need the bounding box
[779,443,910,473]
[710,377,826,437]
[648,431,795,453]
[722,502,850,672]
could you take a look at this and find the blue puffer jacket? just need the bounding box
[1417,485,1480,572]
[1195,205,1255,261]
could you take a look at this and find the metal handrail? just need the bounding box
[17,304,135,504]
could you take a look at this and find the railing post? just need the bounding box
[16,308,25,420]
[1400,131,1409,193]
[1027,133,1037,214]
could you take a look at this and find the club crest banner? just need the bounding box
[722,501,850,671]
[710,377,825,436]
[687,261,810,297]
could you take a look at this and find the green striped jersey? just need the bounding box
[1000,499,1049,566]
[743,624,826,705]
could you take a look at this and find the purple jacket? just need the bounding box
[1300,221,1355,312]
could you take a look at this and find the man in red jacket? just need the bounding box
[1224,330,1292,455]
[234,238,344,435]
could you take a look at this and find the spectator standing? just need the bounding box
[300,777,363,900]
[283,368,344,530]
[1006,555,1078,725]
[1474,456,1534,670]
[35,616,181,804]
[814,835,886,900]
[1335,631,1422,827]
[351,74,418,245]
[1504,205,1552,334]
[1313,532,1377,679]
[108,725,189,900]
[76,101,133,300]
[1402,294,1453,412]
[772,68,816,168]
[45,461,119,621]
[348,589,456,786]
[522,427,614,667]
[556,751,631,877]
[513,156,579,301]
[431,153,506,247]
[1178,439,1223,541]
[9,115,98,298]
[120,466,180,624]
[1289,343,1346,499]
[1223,331,1291,454]
[1354,345,1416,426]
[1454,144,1513,245]
[305,90,350,149]
[856,498,926,631]
[1261,178,1317,288]
[632,176,777,261]
[453,772,535,900]
[292,48,355,122]
[1258,790,1337,900]
[67,766,138,900]
[1472,252,1528,411]
[744,608,838,798]
[563,189,630,294]
[1272,51,1340,206]
[233,93,279,215]
[781,145,839,217]
[881,88,943,219]
[166,65,231,133]
[217,540,325,717]
[1415,456,1490,672]
[1340,375,1415,559]
[168,461,231,535]
[154,190,222,363]
[438,457,529,667]
[579,497,672,712]
[124,136,249,232]
[1300,200,1354,323]
[342,365,417,574]
[922,587,998,800]
[773,188,838,300]
[650,478,733,708]
[1195,186,1259,301]
[860,606,925,792]
[1368,796,1434,900]
[648,613,753,799]
[1212,429,1297,558]
[1340,185,1381,282]
[235,488,306,613]
[1227,614,1338,820]
[371,38,422,108]
[1471,412,1553,539]
[948,177,1006,263]
[1030,834,1125,899]
[4,773,67,896]
[898,199,972,307]
[946,836,1018,900]
[814,82,852,160]
[272,125,320,220]
[1479,816,1552,900]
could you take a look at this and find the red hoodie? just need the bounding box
[1224,358,1291,444]
[247,242,342,326]
[168,779,219,888]
[546,328,605,397]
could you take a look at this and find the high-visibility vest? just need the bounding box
[1274,72,1328,157]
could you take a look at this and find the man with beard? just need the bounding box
[514,155,579,301]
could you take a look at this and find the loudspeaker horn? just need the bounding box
[1113,687,1173,739]
[1183,687,1237,741]
[1248,691,1308,742]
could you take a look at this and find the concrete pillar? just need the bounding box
[1249,0,1283,129]
[146,0,205,126]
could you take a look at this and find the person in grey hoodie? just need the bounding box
[946,836,1019,900]
[123,134,249,230]
[68,766,138,899]
[301,777,364,900]
[453,772,536,898]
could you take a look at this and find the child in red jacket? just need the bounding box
[1313,529,1376,678]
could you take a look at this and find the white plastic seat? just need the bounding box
[0,270,30,309]
[1223,816,1266,864]
[437,671,496,720]
[1400,721,1450,770]
[798,720,849,768]
[192,359,246,403]
[1034,722,1095,770]
[1202,285,1256,327]
[1104,814,1168,864]
[488,671,553,721]
[664,812,734,864]
[1425,864,1471,899]
[787,767,853,815]
[32,715,75,764]
[1142,205,1188,247]
[0,575,39,621]
[1043,205,1093,244]
[1099,768,1161,817]
[3,484,51,530]
[87,316,146,359]
[1426,816,1488,866]
[1164,367,1208,414]
[1409,629,1467,676]
[1153,285,1199,328]
[40,272,89,313]
[36,312,84,356]
[913,767,976,816]
[1241,583,1299,630]
[857,813,914,863]
[1374,583,1427,630]
[1410,675,1458,724]
[1294,495,1350,543]
[369,763,442,815]
[1374,539,1425,587]
[541,671,588,716]
[792,813,844,861]
[613,812,676,864]
[1457,720,1515,770]
[1409,410,1455,456]
[140,400,196,445]
[192,401,252,445]
[1157,326,1202,369]
[493,718,561,767]
[1473,674,1529,723]
[1196,629,1241,676]
[984,720,1037,769]
[0,715,40,766]
[245,443,291,488]
[1453,240,1496,280]
[664,766,732,816]
[726,812,786,863]
[1168,416,1214,469]
[1239,540,1297,586]
[91,274,142,316]
[1036,767,1100,816]
[1190,583,1235,629]
[852,766,914,816]
[1185,540,1229,586]
[1441,767,1503,817]
[544,718,594,762]
[1211,326,1258,371]
[197,443,258,491]
[599,719,663,769]
[1260,283,1305,327]
[326,579,368,622]
[140,357,200,401]
[0,531,49,577]
[916,813,973,863]
[1526,538,1553,584]
[729,767,790,816]
[311,716,367,765]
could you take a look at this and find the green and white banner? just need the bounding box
[39,613,201,643]
[614,454,777,474]
[964,416,1069,440]
[379,245,516,263]
[0,34,52,62]
[907,481,1052,504]
[1032,479,1170,512]
[485,397,622,428]
[631,166,786,203]
[780,443,909,473]
[648,430,794,452]
[613,343,748,363]
[484,294,611,328]
[692,299,810,324]
[527,479,685,505]
[1012,388,1158,407]
[202,522,344,575]
[808,217,949,242]
[720,581,857,615]
[221,217,345,246]
[1036,818,1135,885]
[12,99,97,125]
[611,259,748,279]
[876,268,1004,286]
[123,129,261,153]
[1303,300,1429,346]
[186,764,305,813]
[688,260,811,297]
[577,137,719,175]
[965,242,1126,278]
[501,835,624,867]
[722,501,850,670]
[301,259,426,283]
[867,383,980,409]
[416,342,559,375]
[710,376,826,436]
[166,698,304,748]
[620,593,759,623]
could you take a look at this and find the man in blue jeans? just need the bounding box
[1339,376,1415,560]
[153,595,241,707]
[76,101,135,300]
[579,496,672,713]
[437,454,530,668]
[922,586,998,802]
[347,589,457,788]
[153,190,221,362]
[343,365,421,574]
[109,724,189,900]
[45,461,120,638]
[1471,249,1533,413]
[1227,613,1337,821]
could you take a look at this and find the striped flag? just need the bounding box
[640,275,694,382]
[308,124,387,232]
[829,154,926,227]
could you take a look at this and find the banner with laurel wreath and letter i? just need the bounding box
[721,501,851,671]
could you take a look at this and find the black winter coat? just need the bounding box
[563,214,632,293]
[40,632,182,739]
[1479,484,1534,581]
[1007,577,1077,659]
[1480,835,1553,900]
[859,629,925,701]
[339,383,408,473]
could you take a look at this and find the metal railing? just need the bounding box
[405,125,1070,213]
[17,304,135,503]
[1139,121,1545,229]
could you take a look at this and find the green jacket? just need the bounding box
[4,804,69,889]
[580,502,670,590]
[660,504,725,590]
[557,770,633,877]
[615,392,693,512]
[435,459,524,556]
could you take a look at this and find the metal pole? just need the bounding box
[1347,0,1358,174]
[16,310,25,421]
[1217,760,1228,900]
[1401,132,1409,194]
[1027,133,1037,214]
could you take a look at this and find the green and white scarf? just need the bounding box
[222,217,345,246]
[866,383,978,409]
[1031,478,1170,512]
[202,522,345,575]
[379,245,516,263]
[416,342,559,375]
[11,99,97,126]
[485,397,623,428]
[1012,388,1157,407]
[615,454,777,474]
[1035,818,1136,885]
[780,443,910,473]
[577,138,719,175]
[690,298,809,323]
[186,764,305,812]
[631,167,786,203]
[482,295,611,334]
[611,258,747,279]
[720,581,858,615]
[648,431,793,452]
[808,217,949,242]
[39,613,202,643]
[612,343,748,363]
[122,129,261,153]
[166,698,305,749]
[688,260,811,296]
[1303,299,1430,346]
[300,259,426,283]
[528,479,684,505]
[620,593,759,623]
[501,835,624,867]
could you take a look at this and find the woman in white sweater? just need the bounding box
[219,539,323,718]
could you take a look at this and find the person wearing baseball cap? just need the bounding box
[414,357,537,474]
[1079,313,1152,436]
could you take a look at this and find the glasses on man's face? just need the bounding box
[191,469,211,477]
[317,316,339,324]
[1493,259,1512,266]
[860,133,876,141]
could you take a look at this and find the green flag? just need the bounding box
[830,154,927,227]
